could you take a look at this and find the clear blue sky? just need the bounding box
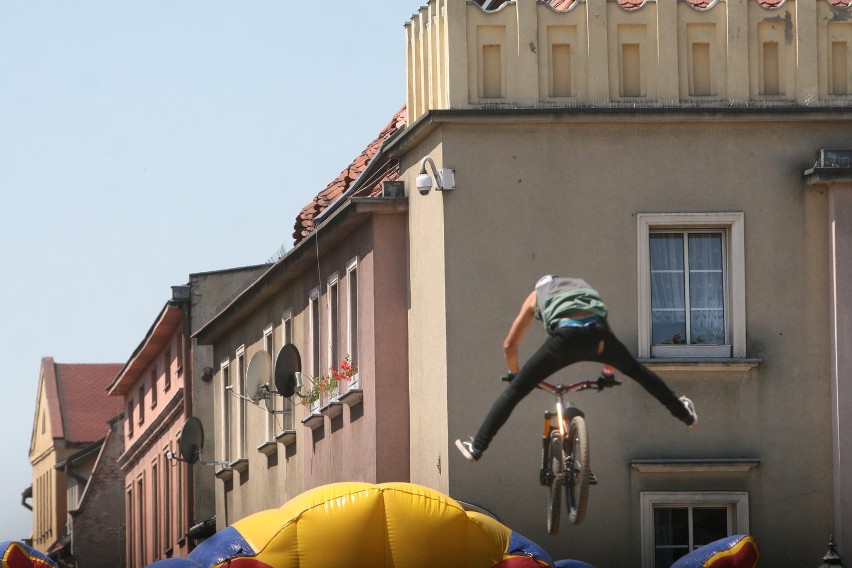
[0,0,410,542]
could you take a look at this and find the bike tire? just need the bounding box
[565,416,590,525]
[547,430,564,535]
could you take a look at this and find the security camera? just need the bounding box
[416,172,433,196]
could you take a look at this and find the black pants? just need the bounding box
[472,320,690,453]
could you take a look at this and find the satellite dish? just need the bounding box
[178,417,204,464]
[246,351,272,402]
[274,344,301,397]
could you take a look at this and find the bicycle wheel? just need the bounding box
[546,430,564,535]
[565,416,590,525]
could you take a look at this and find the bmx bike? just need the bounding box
[504,368,620,534]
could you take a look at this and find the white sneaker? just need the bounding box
[679,396,698,427]
[455,438,482,463]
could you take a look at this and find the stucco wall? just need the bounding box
[208,209,409,529]
[402,112,843,566]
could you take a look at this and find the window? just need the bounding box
[151,458,159,558]
[236,346,246,459]
[280,310,295,431]
[637,213,745,359]
[127,400,134,437]
[641,492,749,568]
[309,287,321,379]
[309,287,321,413]
[138,386,145,425]
[327,274,340,399]
[220,361,231,462]
[151,368,158,408]
[136,475,146,567]
[162,445,171,550]
[346,259,360,388]
[175,433,184,541]
[126,485,134,568]
[177,333,184,376]
[263,326,276,442]
[164,345,172,391]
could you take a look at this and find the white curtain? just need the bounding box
[650,233,724,345]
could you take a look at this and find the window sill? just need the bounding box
[321,401,343,419]
[214,467,233,481]
[256,441,277,457]
[275,430,296,446]
[339,388,363,407]
[631,458,760,473]
[228,458,248,473]
[302,413,324,430]
[639,358,761,372]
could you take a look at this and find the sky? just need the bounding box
[0,0,412,542]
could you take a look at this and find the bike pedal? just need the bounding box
[588,471,598,485]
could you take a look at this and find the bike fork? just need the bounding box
[540,411,553,486]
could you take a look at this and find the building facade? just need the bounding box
[107,268,266,568]
[393,1,852,566]
[28,358,124,565]
[193,110,411,530]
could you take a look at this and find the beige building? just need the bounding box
[28,358,123,563]
[390,1,852,566]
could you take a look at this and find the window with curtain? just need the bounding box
[650,231,725,348]
[637,213,745,359]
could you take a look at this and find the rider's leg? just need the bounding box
[472,330,586,454]
[594,330,695,425]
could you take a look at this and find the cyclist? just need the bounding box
[456,275,697,463]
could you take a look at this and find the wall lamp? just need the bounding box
[416,156,455,195]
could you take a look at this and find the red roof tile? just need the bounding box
[548,0,578,9]
[53,362,124,443]
[617,0,646,9]
[828,0,851,6]
[292,106,406,244]
[756,0,785,7]
[686,0,717,9]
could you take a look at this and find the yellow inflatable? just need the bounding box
[148,482,556,567]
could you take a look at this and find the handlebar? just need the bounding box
[501,372,621,393]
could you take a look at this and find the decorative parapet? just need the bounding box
[404,0,852,125]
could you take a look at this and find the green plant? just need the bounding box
[300,356,356,407]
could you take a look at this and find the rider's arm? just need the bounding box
[503,290,537,374]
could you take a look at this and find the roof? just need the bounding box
[477,0,813,10]
[42,358,124,444]
[292,106,406,245]
[107,302,183,396]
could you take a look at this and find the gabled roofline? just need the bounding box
[193,196,407,345]
[107,302,184,396]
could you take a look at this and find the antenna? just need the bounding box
[245,351,272,403]
[273,344,302,398]
[165,417,228,466]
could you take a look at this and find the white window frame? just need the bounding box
[219,360,231,463]
[640,491,750,568]
[637,213,745,359]
[327,273,340,401]
[346,257,360,389]
[235,345,246,459]
[280,309,294,431]
[263,325,275,442]
[309,287,321,414]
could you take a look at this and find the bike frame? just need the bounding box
[538,380,598,435]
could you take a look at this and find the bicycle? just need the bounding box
[504,367,621,534]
